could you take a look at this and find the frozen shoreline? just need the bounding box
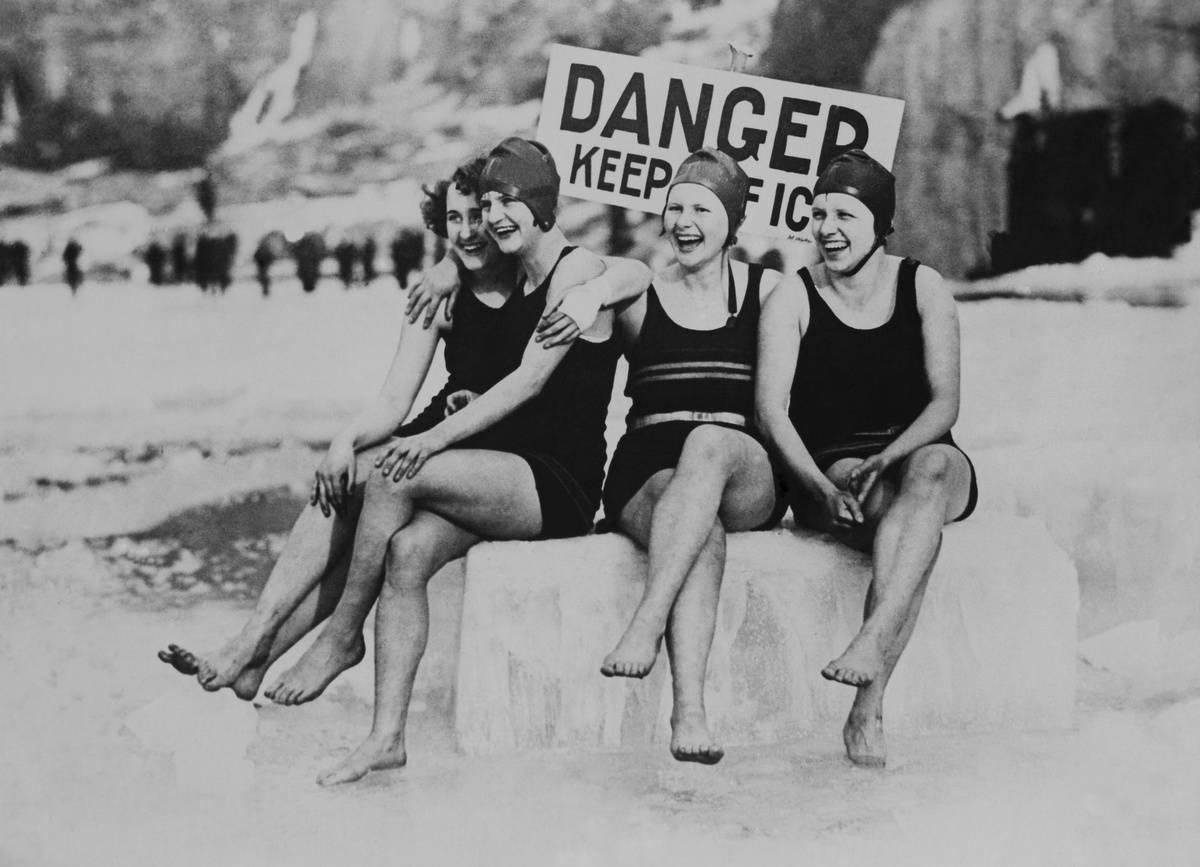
[3,276,1199,864]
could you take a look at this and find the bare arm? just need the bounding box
[382,249,606,478]
[405,254,462,326]
[755,275,863,525]
[311,312,443,513]
[597,256,653,308]
[536,255,651,347]
[757,264,784,304]
[340,314,444,451]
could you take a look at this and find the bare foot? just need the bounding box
[264,633,365,706]
[195,630,271,691]
[821,634,883,686]
[600,617,663,678]
[158,643,200,676]
[670,713,724,765]
[229,664,268,702]
[843,712,886,768]
[159,643,264,700]
[317,735,406,786]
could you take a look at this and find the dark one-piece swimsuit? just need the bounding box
[787,257,978,522]
[602,261,786,529]
[399,247,620,538]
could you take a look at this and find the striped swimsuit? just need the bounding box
[602,262,781,526]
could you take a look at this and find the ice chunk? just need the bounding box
[454,515,1078,754]
[1152,698,1200,759]
[973,443,1200,637]
[1078,620,1164,679]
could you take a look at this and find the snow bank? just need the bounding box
[975,442,1200,636]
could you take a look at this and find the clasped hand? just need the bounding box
[819,454,891,528]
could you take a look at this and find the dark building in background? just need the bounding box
[993,101,1196,274]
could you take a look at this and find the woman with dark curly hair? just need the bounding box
[156,154,610,746]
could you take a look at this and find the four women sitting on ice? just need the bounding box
[160,136,975,782]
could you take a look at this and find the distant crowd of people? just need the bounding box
[0,227,429,297]
[137,228,429,297]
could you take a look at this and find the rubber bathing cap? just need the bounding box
[813,149,896,238]
[667,147,750,246]
[480,137,561,230]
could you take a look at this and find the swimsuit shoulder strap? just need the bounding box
[896,257,921,319]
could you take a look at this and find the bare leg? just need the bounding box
[842,544,938,767]
[223,549,353,700]
[269,448,541,706]
[602,426,774,678]
[317,449,545,785]
[158,448,380,694]
[818,446,972,767]
[664,521,727,764]
[264,536,381,705]
[316,512,476,785]
[822,447,970,686]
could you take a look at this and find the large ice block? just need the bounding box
[974,442,1200,637]
[454,515,1078,754]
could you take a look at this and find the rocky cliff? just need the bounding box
[0,0,672,172]
[761,0,1200,276]
[866,0,1200,276]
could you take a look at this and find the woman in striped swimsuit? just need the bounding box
[601,148,784,765]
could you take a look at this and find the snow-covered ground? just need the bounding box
[2,273,1199,865]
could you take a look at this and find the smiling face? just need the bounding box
[664,183,729,268]
[811,192,877,273]
[481,191,539,255]
[444,185,500,271]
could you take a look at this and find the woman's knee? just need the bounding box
[901,449,954,500]
[678,425,737,470]
[383,529,440,591]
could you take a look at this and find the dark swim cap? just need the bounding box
[667,147,750,247]
[813,149,896,239]
[479,137,561,230]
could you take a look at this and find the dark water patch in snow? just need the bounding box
[91,487,305,607]
[33,473,131,491]
[225,439,286,457]
[957,288,1089,303]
